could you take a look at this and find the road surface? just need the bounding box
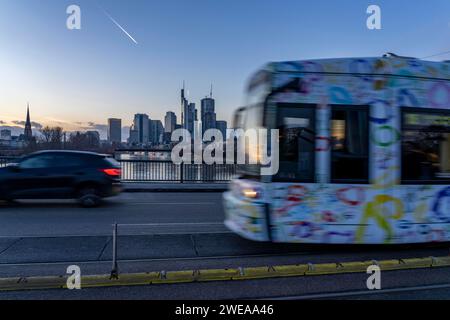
[0,192,450,299]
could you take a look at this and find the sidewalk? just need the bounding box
[123,182,229,192]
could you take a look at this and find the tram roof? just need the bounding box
[261,56,450,81]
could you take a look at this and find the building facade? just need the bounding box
[201,97,216,134]
[164,111,177,133]
[107,118,122,143]
[149,119,164,145]
[216,120,228,140]
[133,114,149,144]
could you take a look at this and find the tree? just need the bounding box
[39,126,63,149]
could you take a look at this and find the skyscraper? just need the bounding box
[216,120,228,139]
[201,95,216,134]
[164,111,177,133]
[181,83,197,137]
[149,119,164,145]
[133,114,149,144]
[185,103,196,137]
[107,118,122,143]
[128,127,138,144]
[24,103,32,140]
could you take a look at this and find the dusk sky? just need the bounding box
[0,0,449,139]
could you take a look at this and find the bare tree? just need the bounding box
[39,126,63,149]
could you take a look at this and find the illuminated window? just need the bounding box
[275,104,316,182]
[402,109,450,184]
[330,106,369,183]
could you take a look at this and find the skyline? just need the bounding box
[0,83,223,141]
[1,0,450,137]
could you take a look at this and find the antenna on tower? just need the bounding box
[210,83,213,98]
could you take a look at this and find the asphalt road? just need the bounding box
[2,267,450,300]
[0,193,226,237]
[1,192,450,300]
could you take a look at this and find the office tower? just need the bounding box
[86,131,100,147]
[164,111,177,133]
[185,103,196,136]
[201,98,216,134]
[156,120,164,144]
[181,83,197,137]
[107,118,122,143]
[149,119,164,145]
[133,114,149,144]
[128,127,139,144]
[216,120,228,139]
[181,83,188,130]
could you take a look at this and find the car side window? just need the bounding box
[51,154,84,167]
[19,155,53,169]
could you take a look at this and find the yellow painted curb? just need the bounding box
[1,255,450,291]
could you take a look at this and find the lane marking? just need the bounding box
[114,222,224,227]
[127,202,216,206]
[267,283,450,300]
[0,223,228,238]
[0,251,314,268]
[0,230,231,239]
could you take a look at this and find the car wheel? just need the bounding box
[78,186,101,208]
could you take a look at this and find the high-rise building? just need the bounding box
[149,119,164,145]
[86,131,100,147]
[107,118,122,143]
[128,127,139,144]
[181,83,188,130]
[216,120,228,139]
[133,114,149,144]
[181,83,197,137]
[24,103,32,140]
[164,111,177,133]
[185,103,196,136]
[201,96,216,134]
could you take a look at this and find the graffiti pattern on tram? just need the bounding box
[228,57,450,244]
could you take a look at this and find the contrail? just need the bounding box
[98,5,138,45]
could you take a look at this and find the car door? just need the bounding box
[10,154,56,198]
[46,154,83,197]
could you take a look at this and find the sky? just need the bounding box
[0,0,449,139]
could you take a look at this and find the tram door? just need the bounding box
[269,104,316,242]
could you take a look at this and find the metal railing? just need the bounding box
[0,156,18,168]
[0,156,236,182]
[118,159,236,182]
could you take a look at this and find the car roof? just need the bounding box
[28,150,104,157]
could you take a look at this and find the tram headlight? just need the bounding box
[242,188,260,199]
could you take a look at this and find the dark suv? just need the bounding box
[0,150,122,207]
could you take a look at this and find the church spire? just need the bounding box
[24,103,32,139]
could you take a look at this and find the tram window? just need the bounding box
[402,110,450,184]
[331,106,369,183]
[275,104,315,182]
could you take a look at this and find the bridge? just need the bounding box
[1,156,450,299]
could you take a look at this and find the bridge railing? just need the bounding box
[0,156,236,182]
[118,159,236,182]
[0,156,19,168]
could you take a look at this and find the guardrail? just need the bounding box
[118,160,236,182]
[0,157,237,182]
[0,156,18,168]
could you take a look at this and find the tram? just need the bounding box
[223,54,450,244]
